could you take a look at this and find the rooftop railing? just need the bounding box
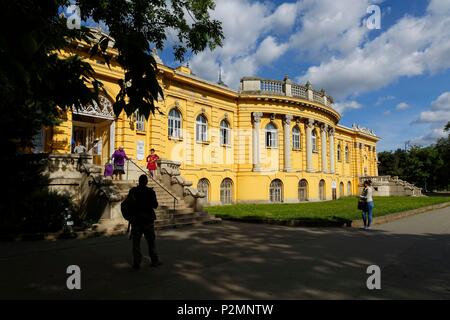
[240,76,334,108]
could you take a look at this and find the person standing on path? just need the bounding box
[128,174,162,270]
[360,180,375,230]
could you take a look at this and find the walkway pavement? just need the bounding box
[1,206,449,299]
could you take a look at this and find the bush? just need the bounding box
[6,190,78,235]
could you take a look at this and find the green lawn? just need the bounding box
[206,196,450,225]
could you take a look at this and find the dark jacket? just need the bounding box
[128,185,158,225]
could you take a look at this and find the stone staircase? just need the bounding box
[78,162,220,234]
[110,179,220,229]
[358,176,423,196]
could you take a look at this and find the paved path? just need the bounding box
[1,206,450,299]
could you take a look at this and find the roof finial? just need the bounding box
[217,63,227,87]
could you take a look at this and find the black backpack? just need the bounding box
[121,191,137,221]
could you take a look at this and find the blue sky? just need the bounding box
[156,0,450,151]
[80,0,450,151]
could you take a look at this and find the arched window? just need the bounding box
[292,126,300,149]
[339,182,344,197]
[270,179,283,203]
[265,123,278,148]
[135,111,146,132]
[319,179,326,200]
[345,145,349,162]
[196,114,208,142]
[220,178,233,204]
[168,108,182,138]
[197,178,210,201]
[220,119,231,146]
[298,179,308,201]
[312,130,317,152]
[347,181,352,195]
[337,144,342,161]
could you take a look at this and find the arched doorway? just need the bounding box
[270,179,283,203]
[298,179,308,201]
[339,182,344,198]
[220,178,233,204]
[319,179,326,200]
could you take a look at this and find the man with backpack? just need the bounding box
[123,174,162,270]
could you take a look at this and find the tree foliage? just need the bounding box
[0,0,223,232]
[378,122,450,191]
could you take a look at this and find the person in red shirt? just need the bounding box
[146,148,160,178]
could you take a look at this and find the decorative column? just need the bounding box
[305,119,314,172]
[284,115,293,172]
[252,112,263,171]
[329,127,335,174]
[321,123,328,173]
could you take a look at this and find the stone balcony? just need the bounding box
[239,76,334,108]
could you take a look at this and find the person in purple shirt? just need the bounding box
[111,146,131,180]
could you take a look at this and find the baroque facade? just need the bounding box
[35,38,380,205]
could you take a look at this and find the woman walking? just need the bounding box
[111,146,130,180]
[360,180,374,229]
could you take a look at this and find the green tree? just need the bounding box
[0,0,223,231]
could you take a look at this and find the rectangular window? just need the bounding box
[293,134,300,149]
[196,123,207,142]
[221,127,230,145]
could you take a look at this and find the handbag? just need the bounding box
[357,198,367,210]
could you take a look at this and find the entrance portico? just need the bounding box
[71,95,116,165]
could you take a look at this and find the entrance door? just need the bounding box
[72,118,113,166]
[72,126,87,153]
[331,180,337,200]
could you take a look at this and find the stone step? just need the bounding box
[95,214,221,233]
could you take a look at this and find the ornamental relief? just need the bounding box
[73,95,116,120]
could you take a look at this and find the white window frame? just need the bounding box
[220,120,231,146]
[270,179,283,203]
[337,144,342,161]
[168,108,182,138]
[135,111,146,132]
[265,123,278,148]
[345,146,349,162]
[312,130,317,152]
[292,126,300,149]
[196,115,208,142]
[220,179,233,204]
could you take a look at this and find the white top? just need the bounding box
[365,186,374,202]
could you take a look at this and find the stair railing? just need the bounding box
[127,159,178,210]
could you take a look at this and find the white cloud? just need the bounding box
[416,92,450,123]
[189,0,296,88]
[289,0,372,60]
[255,36,289,65]
[396,102,410,111]
[410,91,450,146]
[298,1,450,99]
[375,95,395,106]
[410,128,447,146]
[333,100,362,114]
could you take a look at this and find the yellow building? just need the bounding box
[37,40,380,205]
